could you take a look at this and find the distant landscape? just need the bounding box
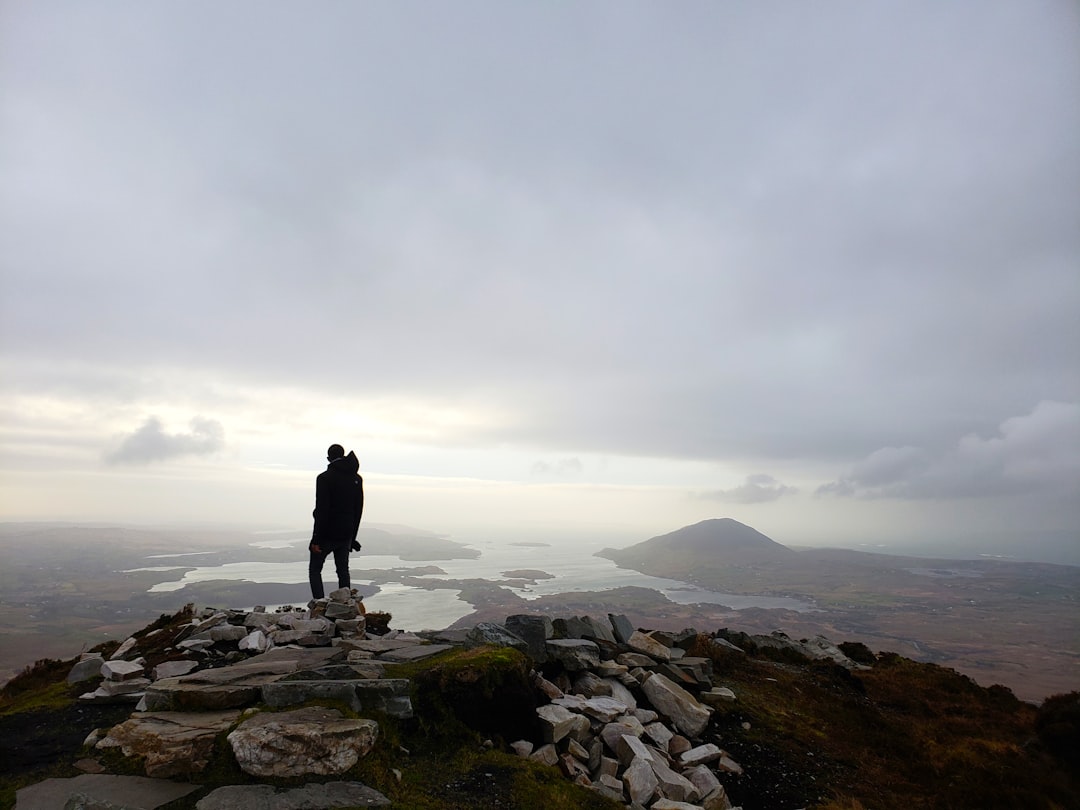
[0,519,1076,703]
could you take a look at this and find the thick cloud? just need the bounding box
[106,417,224,465]
[700,475,798,505]
[817,401,1079,500]
[0,4,1077,535]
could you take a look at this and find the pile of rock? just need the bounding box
[464,614,746,809]
[51,599,866,810]
[69,588,381,707]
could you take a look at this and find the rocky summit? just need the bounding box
[2,593,1078,810]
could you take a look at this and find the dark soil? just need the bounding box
[0,701,132,776]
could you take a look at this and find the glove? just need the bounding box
[350,540,362,552]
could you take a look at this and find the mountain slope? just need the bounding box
[597,518,793,575]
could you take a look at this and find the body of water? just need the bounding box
[132,534,815,630]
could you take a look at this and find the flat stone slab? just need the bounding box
[377,643,454,663]
[261,678,413,718]
[144,647,343,710]
[338,637,424,655]
[15,773,199,810]
[196,781,390,809]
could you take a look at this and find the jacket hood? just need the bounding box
[329,450,359,475]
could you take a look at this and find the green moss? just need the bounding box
[0,680,74,717]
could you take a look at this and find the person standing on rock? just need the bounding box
[308,443,364,600]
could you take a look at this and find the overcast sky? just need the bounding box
[1,2,1078,550]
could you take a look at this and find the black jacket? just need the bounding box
[312,451,364,550]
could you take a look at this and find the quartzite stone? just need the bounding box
[649,756,699,803]
[627,630,672,662]
[95,710,241,777]
[504,614,554,664]
[152,660,199,680]
[623,756,659,805]
[702,784,735,810]
[325,602,360,620]
[143,647,342,711]
[529,743,559,766]
[377,643,454,663]
[684,763,722,796]
[644,721,674,751]
[641,673,712,738]
[109,637,138,660]
[599,716,646,752]
[608,613,636,644]
[100,660,144,681]
[67,655,104,684]
[464,622,529,652]
[536,704,578,743]
[651,800,702,810]
[545,639,600,671]
[227,707,379,777]
[572,671,611,698]
[580,696,629,723]
[262,678,413,718]
[680,742,723,767]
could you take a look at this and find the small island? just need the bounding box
[500,569,555,580]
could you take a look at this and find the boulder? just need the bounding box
[599,716,646,751]
[702,784,734,810]
[558,615,616,644]
[536,704,579,744]
[465,622,529,653]
[545,639,600,671]
[627,630,671,661]
[616,733,654,768]
[529,743,559,766]
[608,613,636,644]
[651,800,703,810]
[262,678,412,719]
[100,660,144,681]
[238,630,268,653]
[623,756,659,805]
[95,710,241,777]
[143,647,343,711]
[700,686,737,708]
[605,677,638,710]
[227,707,378,777]
[109,637,138,660]
[151,660,198,680]
[504,614,553,664]
[580,696,629,723]
[649,756,699,803]
[325,602,360,620]
[572,671,611,698]
[67,654,105,684]
[685,763,722,796]
[642,673,712,738]
[680,742,723,767]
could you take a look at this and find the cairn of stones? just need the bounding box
[57,588,864,810]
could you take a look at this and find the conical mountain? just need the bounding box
[597,518,792,574]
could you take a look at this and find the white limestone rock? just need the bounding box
[642,673,712,738]
[227,707,378,777]
[101,660,145,681]
[627,630,671,662]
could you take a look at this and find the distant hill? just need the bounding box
[597,518,793,573]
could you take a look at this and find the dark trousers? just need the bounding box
[309,545,350,599]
